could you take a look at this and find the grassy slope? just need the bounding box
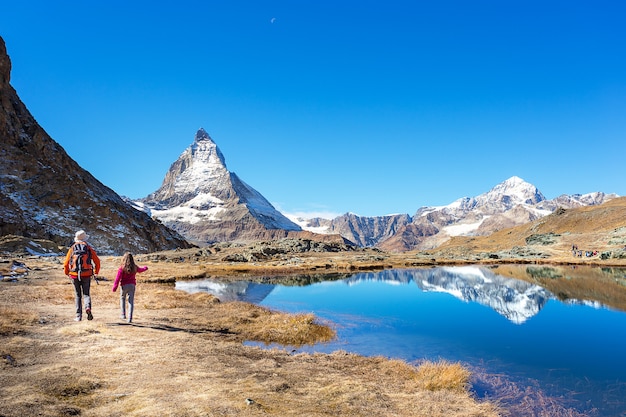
[433,196,626,263]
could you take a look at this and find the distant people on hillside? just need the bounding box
[63,230,100,322]
[112,252,148,323]
[572,247,599,258]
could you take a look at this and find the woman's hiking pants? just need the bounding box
[71,276,91,319]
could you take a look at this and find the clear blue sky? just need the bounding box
[2,1,625,218]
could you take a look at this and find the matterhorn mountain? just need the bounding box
[136,129,313,245]
[297,176,617,252]
[0,36,191,255]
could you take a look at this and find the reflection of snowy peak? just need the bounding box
[413,266,552,324]
[136,129,301,244]
[346,267,553,323]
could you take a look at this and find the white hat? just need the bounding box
[74,230,89,242]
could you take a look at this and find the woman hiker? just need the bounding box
[63,230,101,321]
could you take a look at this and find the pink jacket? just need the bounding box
[112,266,148,292]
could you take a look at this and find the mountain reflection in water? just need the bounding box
[347,266,553,324]
[178,266,558,324]
[176,266,626,417]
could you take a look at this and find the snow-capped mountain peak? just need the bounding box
[481,176,545,208]
[137,129,301,244]
[190,128,226,165]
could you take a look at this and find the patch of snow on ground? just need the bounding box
[285,215,330,234]
[529,206,553,217]
[443,218,485,236]
[185,192,223,209]
[151,205,225,224]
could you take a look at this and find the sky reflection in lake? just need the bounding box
[176,265,626,416]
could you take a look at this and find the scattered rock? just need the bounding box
[525,233,560,246]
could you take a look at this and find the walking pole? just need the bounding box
[89,250,99,285]
[77,250,82,282]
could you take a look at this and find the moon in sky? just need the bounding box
[270,17,276,24]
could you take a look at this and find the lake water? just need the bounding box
[176,265,626,417]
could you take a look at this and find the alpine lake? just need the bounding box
[177,265,626,417]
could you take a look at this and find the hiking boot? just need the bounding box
[120,315,127,320]
[74,316,82,322]
[86,308,93,321]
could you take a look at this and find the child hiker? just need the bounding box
[112,253,148,323]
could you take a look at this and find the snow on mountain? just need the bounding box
[287,215,333,235]
[137,129,302,244]
[307,176,618,252]
[420,176,549,238]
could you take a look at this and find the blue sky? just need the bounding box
[2,1,625,217]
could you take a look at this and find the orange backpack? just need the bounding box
[69,242,93,274]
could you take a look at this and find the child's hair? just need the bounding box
[121,252,138,274]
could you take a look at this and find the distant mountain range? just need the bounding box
[291,176,617,251]
[131,125,616,251]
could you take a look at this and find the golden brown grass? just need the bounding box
[414,360,471,392]
[0,306,39,335]
[0,256,500,417]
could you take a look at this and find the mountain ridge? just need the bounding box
[294,176,617,252]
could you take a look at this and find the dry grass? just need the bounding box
[414,360,472,393]
[0,256,500,417]
[0,306,39,335]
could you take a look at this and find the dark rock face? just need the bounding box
[0,38,10,84]
[0,36,192,254]
[325,213,412,247]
